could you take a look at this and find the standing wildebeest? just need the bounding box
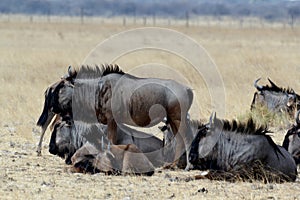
[251,78,299,116]
[283,110,300,165]
[71,141,155,176]
[36,66,76,155]
[95,65,194,168]
[44,65,194,168]
[189,113,297,182]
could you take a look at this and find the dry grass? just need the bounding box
[0,17,300,199]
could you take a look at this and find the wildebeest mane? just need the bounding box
[221,118,269,136]
[220,117,283,158]
[75,64,124,79]
[101,64,124,76]
[260,78,296,95]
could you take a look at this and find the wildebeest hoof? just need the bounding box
[36,149,42,156]
[65,157,72,165]
[184,163,194,171]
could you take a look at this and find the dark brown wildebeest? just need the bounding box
[251,78,300,116]
[283,110,300,165]
[43,65,194,169]
[95,65,194,169]
[71,141,155,176]
[188,113,297,182]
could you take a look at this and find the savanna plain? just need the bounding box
[0,16,300,199]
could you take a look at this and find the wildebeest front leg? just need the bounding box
[36,112,56,156]
[107,119,118,144]
[169,118,193,170]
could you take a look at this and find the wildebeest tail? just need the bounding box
[37,89,51,126]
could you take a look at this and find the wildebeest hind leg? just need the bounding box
[107,119,118,144]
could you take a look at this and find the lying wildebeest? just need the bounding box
[71,141,155,176]
[283,110,300,165]
[42,64,194,168]
[49,114,174,168]
[251,78,300,116]
[36,66,76,155]
[188,112,297,182]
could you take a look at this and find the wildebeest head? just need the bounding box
[251,78,299,116]
[282,110,300,164]
[36,66,77,156]
[49,117,75,164]
[37,66,77,128]
[188,112,221,170]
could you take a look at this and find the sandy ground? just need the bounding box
[0,120,299,199]
[0,17,300,199]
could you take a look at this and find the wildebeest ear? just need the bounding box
[208,112,217,128]
[68,66,73,76]
[98,80,104,90]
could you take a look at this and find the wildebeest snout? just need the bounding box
[49,142,58,155]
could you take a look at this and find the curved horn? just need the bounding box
[296,110,300,124]
[208,112,216,128]
[254,78,263,91]
[267,78,280,89]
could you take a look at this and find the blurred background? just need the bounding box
[0,0,300,28]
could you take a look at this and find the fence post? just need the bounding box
[123,16,126,26]
[80,7,84,24]
[47,9,51,23]
[143,16,147,26]
[185,11,189,27]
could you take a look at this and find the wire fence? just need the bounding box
[0,14,299,29]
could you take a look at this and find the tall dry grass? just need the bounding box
[0,17,300,200]
[0,18,299,143]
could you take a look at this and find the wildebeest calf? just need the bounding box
[71,141,155,176]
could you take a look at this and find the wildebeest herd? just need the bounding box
[37,64,300,182]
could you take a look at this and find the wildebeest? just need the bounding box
[283,110,300,165]
[36,67,76,155]
[95,65,194,169]
[71,141,155,176]
[251,78,299,116]
[42,64,194,168]
[49,113,174,168]
[49,114,107,164]
[188,112,297,182]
